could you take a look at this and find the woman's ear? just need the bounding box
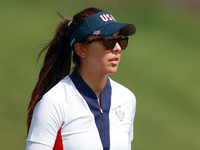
[74,43,86,58]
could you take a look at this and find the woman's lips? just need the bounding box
[109,57,119,65]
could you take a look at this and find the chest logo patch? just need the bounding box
[116,106,125,121]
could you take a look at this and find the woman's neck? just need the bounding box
[78,67,108,95]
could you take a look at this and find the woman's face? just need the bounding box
[82,31,122,76]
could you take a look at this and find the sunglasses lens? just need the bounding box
[102,36,128,50]
[104,37,116,50]
[119,36,128,50]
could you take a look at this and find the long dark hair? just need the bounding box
[27,7,103,134]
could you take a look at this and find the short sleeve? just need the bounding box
[27,93,64,147]
[26,141,52,150]
[128,95,136,143]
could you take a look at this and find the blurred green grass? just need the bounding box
[0,0,199,149]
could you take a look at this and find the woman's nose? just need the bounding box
[112,42,122,53]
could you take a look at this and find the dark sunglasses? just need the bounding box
[87,35,129,50]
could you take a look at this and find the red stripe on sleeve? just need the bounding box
[53,125,64,150]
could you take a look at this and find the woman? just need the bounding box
[26,7,136,150]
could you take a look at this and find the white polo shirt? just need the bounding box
[27,70,136,150]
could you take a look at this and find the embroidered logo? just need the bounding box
[100,14,116,22]
[116,106,125,121]
[70,38,75,46]
[93,30,100,35]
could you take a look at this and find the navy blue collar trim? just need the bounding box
[70,70,111,150]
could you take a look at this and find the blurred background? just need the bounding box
[0,0,199,149]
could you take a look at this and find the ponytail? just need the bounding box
[26,14,72,133]
[27,7,103,135]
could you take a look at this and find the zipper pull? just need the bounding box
[100,108,103,114]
